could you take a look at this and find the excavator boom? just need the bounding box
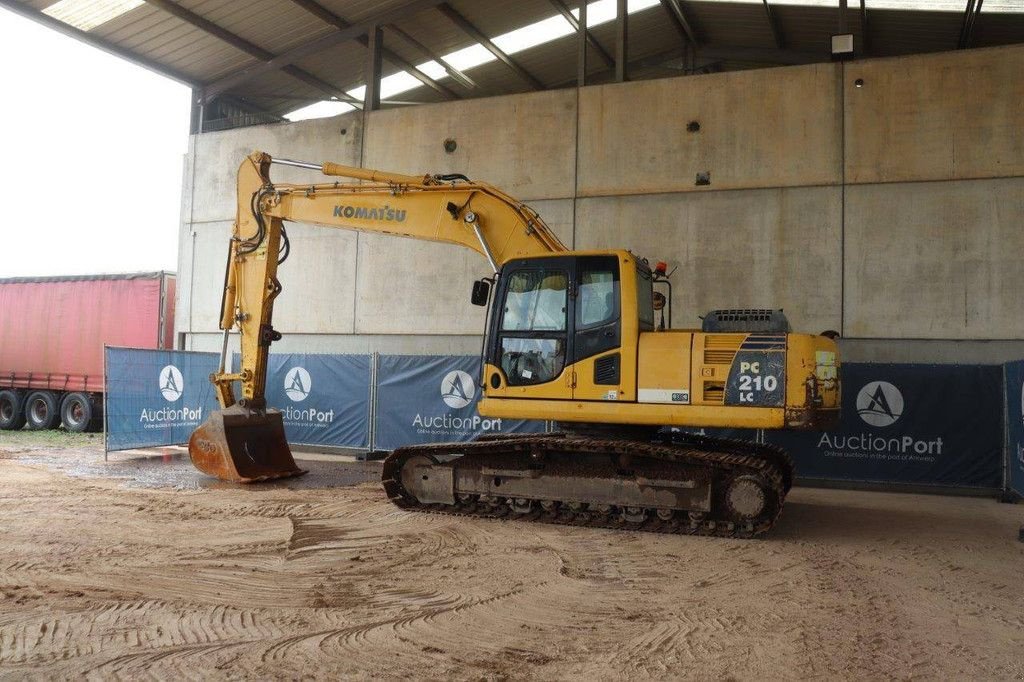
[189,151,566,482]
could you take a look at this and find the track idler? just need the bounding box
[188,404,307,483]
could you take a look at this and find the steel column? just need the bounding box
[288,0,458,99]
[549,0,614,69]
[202,0,447,100]
[763,0,784,49]
[577,0,588,86]
[386,24,477,90]
[615,0,628,82]
[364,25,384,111]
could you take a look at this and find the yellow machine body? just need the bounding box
[477,250,838,429]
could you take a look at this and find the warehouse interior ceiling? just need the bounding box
[3,0,1023,132]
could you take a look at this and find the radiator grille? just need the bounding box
[703,349,737,365]
[705,334,746,348]
[703,333,744,365]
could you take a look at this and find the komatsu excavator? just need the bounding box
[189,151,840,537]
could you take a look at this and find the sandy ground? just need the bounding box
[1,433,1022,680]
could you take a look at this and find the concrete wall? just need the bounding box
[177,44,1024,363]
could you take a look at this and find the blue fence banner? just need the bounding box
[374,355,546,450]
[1003,361,1024,496]
[263,353,371,448]
[104,347,220,451]
[766,363,1003,489]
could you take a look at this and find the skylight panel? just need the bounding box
[442,43,498,72]
[416,61,448,80]
[494,15,575,54]
[42,0,144,32]
[285,100,355,122]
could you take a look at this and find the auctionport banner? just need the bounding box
[263,353,371,448]
[374,355,546,450]
[1003,361,1024,496]
[766,363,1003,489]
[104,347,220,451]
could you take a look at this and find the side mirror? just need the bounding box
[471,279,491,306]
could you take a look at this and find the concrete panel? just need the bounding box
[528,198,575,250]
[186,332,483,356]
[181,221,358,336]
[845,45,1024,184]
[839,339,1024,365]
[844,177,1024,339]
[189,112,363,224]
[574,187,842,334]
[352,199,574,335]
[272,224,358,335]
[183,221,234,334]
[576,64,842,197]
[353,234,491,335]
[362,90,577,201]
[175,139,197,340]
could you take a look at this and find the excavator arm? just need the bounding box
[189,151,566,482]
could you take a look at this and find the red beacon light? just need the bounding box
[654,261,668,277]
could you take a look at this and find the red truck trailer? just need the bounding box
[0,272,175,432]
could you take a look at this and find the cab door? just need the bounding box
[489,258,575,399]
[569,255,624,401]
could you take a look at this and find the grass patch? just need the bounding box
[0,429,101,449]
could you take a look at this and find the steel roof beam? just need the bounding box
[659,0,699,47]
[0,0,198,87]
[386,24,477,90]
[202,0,447,101]
[288,0,459,100]
[142,0,359,106]
[762,0,785,49]
[436,3,545,90]
[549,0,615,69]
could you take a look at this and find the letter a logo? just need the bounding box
[441,370,476,409]
[284,367,312,402]
[159,365,184,402]
[856,381,903,427]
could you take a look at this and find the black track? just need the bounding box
[381,433,793,538]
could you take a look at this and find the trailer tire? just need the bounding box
[0,390,26,430]
[60,392,94,433]
[25,391,60,430]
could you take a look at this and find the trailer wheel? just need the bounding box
[25,391,60,430]
[60,392,94,433]
[0,390,26,430]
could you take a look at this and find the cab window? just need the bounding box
[577,268,619,328]
[501,270,567,332]
[499,268,568,385]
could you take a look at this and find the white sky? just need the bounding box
[0,6,191,278]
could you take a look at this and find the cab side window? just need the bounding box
[577,268,619,328]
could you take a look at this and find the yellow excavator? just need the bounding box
[189,151,840,537]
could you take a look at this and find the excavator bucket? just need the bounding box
[188,405,307,483]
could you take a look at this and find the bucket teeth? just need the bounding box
[189,405,307,483]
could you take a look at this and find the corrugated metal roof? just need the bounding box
[11,0,1023,129]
